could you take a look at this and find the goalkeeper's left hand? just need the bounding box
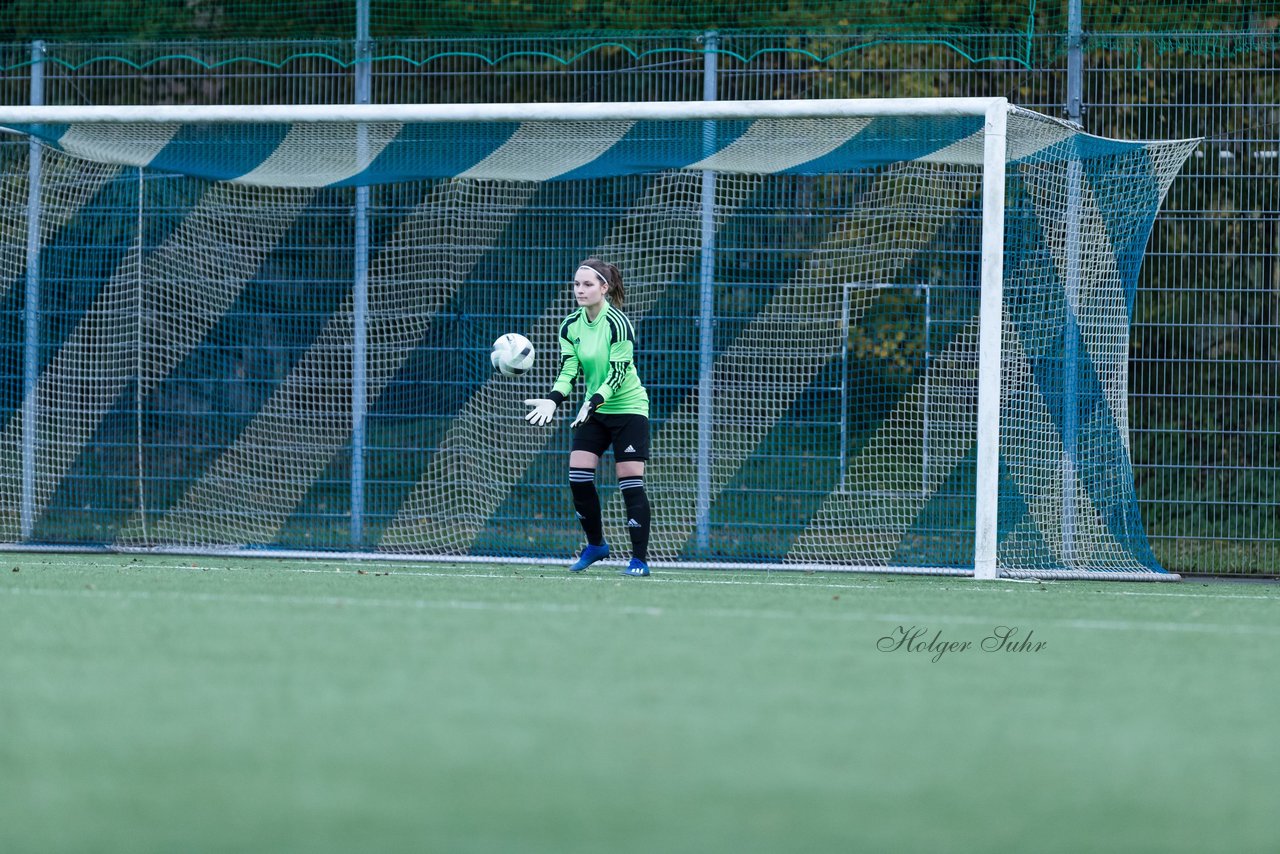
[571,395,603,428]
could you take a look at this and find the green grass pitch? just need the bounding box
[2,554,1277,853]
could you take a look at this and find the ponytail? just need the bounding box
[580,257,624,308]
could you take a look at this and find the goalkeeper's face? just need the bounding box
[573,270,608,310]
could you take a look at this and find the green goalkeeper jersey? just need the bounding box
[552,304,649,417]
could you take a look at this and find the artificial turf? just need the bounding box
[2,553,1277,853]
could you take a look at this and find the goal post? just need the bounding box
[0,98,1198,579]
[975,100,1007,581]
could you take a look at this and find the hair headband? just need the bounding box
[577,265,609,286]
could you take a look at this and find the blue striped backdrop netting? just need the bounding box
[0,107,1197,577]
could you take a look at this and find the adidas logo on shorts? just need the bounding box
[624,445,636,453]
[627,518,641,528]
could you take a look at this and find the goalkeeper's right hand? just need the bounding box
[524,398,557,426]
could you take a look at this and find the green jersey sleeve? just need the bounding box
[551,314,581,399]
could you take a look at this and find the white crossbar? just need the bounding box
[0,97,1011,125]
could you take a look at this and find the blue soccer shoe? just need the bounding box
[620,558,650,578]
[569,542,610,572]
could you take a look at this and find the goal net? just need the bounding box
[0,100,1197,579]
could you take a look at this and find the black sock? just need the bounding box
[619,476,650,561]
[569,467,604,546]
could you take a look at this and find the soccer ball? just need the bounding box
[491,332,535,376]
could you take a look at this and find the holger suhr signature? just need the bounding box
[877,625,1047,663]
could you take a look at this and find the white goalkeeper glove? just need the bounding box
[523,398,557,426]
[570,398,597,428]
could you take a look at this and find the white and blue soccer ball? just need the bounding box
[491,332,535,376]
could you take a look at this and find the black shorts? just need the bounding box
[572,412,650,462]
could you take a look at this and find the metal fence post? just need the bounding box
[1063,0,1084,564]
[695,31,718,556]
[351,0,371,547]
[21,40,45,541]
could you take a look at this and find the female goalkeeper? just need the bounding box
[523,258,652,578]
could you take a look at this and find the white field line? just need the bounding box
[3,583,1280,637]
[2,581,1280,635]
[3,557,1277,603]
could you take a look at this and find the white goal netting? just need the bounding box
[0,103,1197,577]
